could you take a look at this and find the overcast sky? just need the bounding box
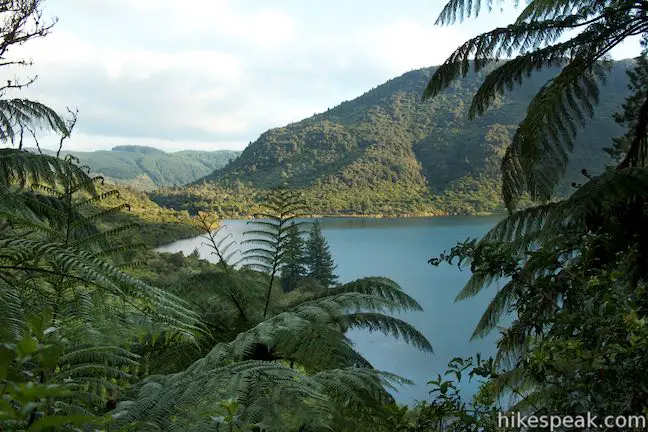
[4,0,642,152]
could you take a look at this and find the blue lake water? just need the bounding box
[157,215,505,405]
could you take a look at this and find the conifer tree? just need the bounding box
[305,220,338,287]
[281,222,307,292]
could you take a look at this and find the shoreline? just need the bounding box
[153,211,506,248]
[211,210,506,220]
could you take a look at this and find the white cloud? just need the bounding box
[610,36,643,60]
[0,1,640,153]
[356,21,467,74]
[71,0,298,53]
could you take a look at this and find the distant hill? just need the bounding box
[38,145,241,190]
[152,60,634,216]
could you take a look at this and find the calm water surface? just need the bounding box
[157,216,504,404]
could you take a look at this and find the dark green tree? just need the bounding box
[281,222,307,292]
[305,220,338,287]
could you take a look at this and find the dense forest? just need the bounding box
[2,0,648,431]
[37,145,240,191]
[151,60,633,216]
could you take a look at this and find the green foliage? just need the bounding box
[151,60,631,217]
[37,145,241,190]
[430,166,648,420]
[110,289,427,431]
[425,0,646,210]
[105,251,434,431]
[305,220,338,288]
[0,4,438,430]
[420,0,648,425]
[1,148,96,193]
[413,356,499,431]
[281,222,307,293]
[0,317,105,431]
[0,156,203,341]
[242,187,310,318]
[17,0,648,429]
[425,192,648,428]
[90,182,201,247]
[0,151,206,431]
[1,150,433,431]
[0,99,70,143]
[103,196,434,431]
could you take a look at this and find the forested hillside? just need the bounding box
[151,61,633,216]
[90,182,201,247]
[38,145,240,190]
[4,0,648,430]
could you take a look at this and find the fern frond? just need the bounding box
[0,277,24,340]
[0,148,95,193]
[285,276,423,312]
[422,18,588,101]
[435,0,513,25]
[71,223,140,249]
[501,59,608,209]
[427,1,646,209]
[58,345,140,366]
[0,238,204,339]
[336,313,433,352]
[482,202,557,244]
[0,191,61,237]
[92,243,147,258]
[113,357,404,431]
[516,0,610,23]
[242,187,312,318]
[0,98,70,142]
[485,168,648,247]
[73,189,122,208]
[470,279,519,340]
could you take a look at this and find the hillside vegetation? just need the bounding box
[91,182,201,247]
[38,145,240,190]
[152,61,632,216]
[4,0,648,430]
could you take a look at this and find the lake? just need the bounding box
[157,215,505,405]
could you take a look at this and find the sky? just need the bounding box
[4,0,642,153]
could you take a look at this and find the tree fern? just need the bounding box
[427,0,648,418]
[99,189,434,430]
[241,187,310,318]
[0,238,203,339]
[194,209,248,320]
[431,167,648,370]
[0,99,70,143]
[1,148,95,195]
[1,154,205,343]
[110,300,416,430]
[111,273,432,430]
[425,0,648,210]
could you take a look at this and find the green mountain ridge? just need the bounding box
[152,60,634,216]
[37,145,241,190]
